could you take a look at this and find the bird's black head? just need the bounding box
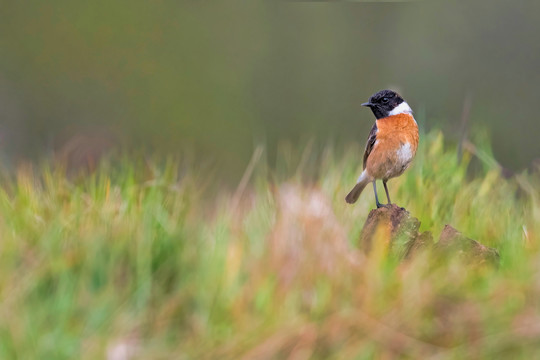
[361,89,409,119]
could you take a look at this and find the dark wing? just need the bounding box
[362,123,378,169]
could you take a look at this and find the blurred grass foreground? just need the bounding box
[0,131,539,359]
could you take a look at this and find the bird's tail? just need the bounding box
[345,173,370,204]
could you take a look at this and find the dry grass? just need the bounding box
[0,131,538,359]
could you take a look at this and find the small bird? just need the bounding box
[345,89,419,208]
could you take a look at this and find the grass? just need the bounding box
[0,130,538,359]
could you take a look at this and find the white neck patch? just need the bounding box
[388,101,413,116]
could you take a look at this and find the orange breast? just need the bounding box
[365,113,419,179]
[375,113,419,150]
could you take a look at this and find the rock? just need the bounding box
[358,205,499,266]
[434,225,500,267]
[359,204,432,258]
[403,230,434,260]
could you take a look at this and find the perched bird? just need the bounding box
[345,89,419,208]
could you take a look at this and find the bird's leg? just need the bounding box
[373,181,383,208]
[383,180,391,205]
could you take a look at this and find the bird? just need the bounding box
[345,89,419,208]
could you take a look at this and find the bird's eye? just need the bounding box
[382,97,389,103]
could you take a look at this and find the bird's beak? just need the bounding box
[361,102,373,107]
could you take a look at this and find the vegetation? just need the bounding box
[0,131,538,359]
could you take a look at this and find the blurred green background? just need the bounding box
[1,1,539,177]
[2,3,540,358]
